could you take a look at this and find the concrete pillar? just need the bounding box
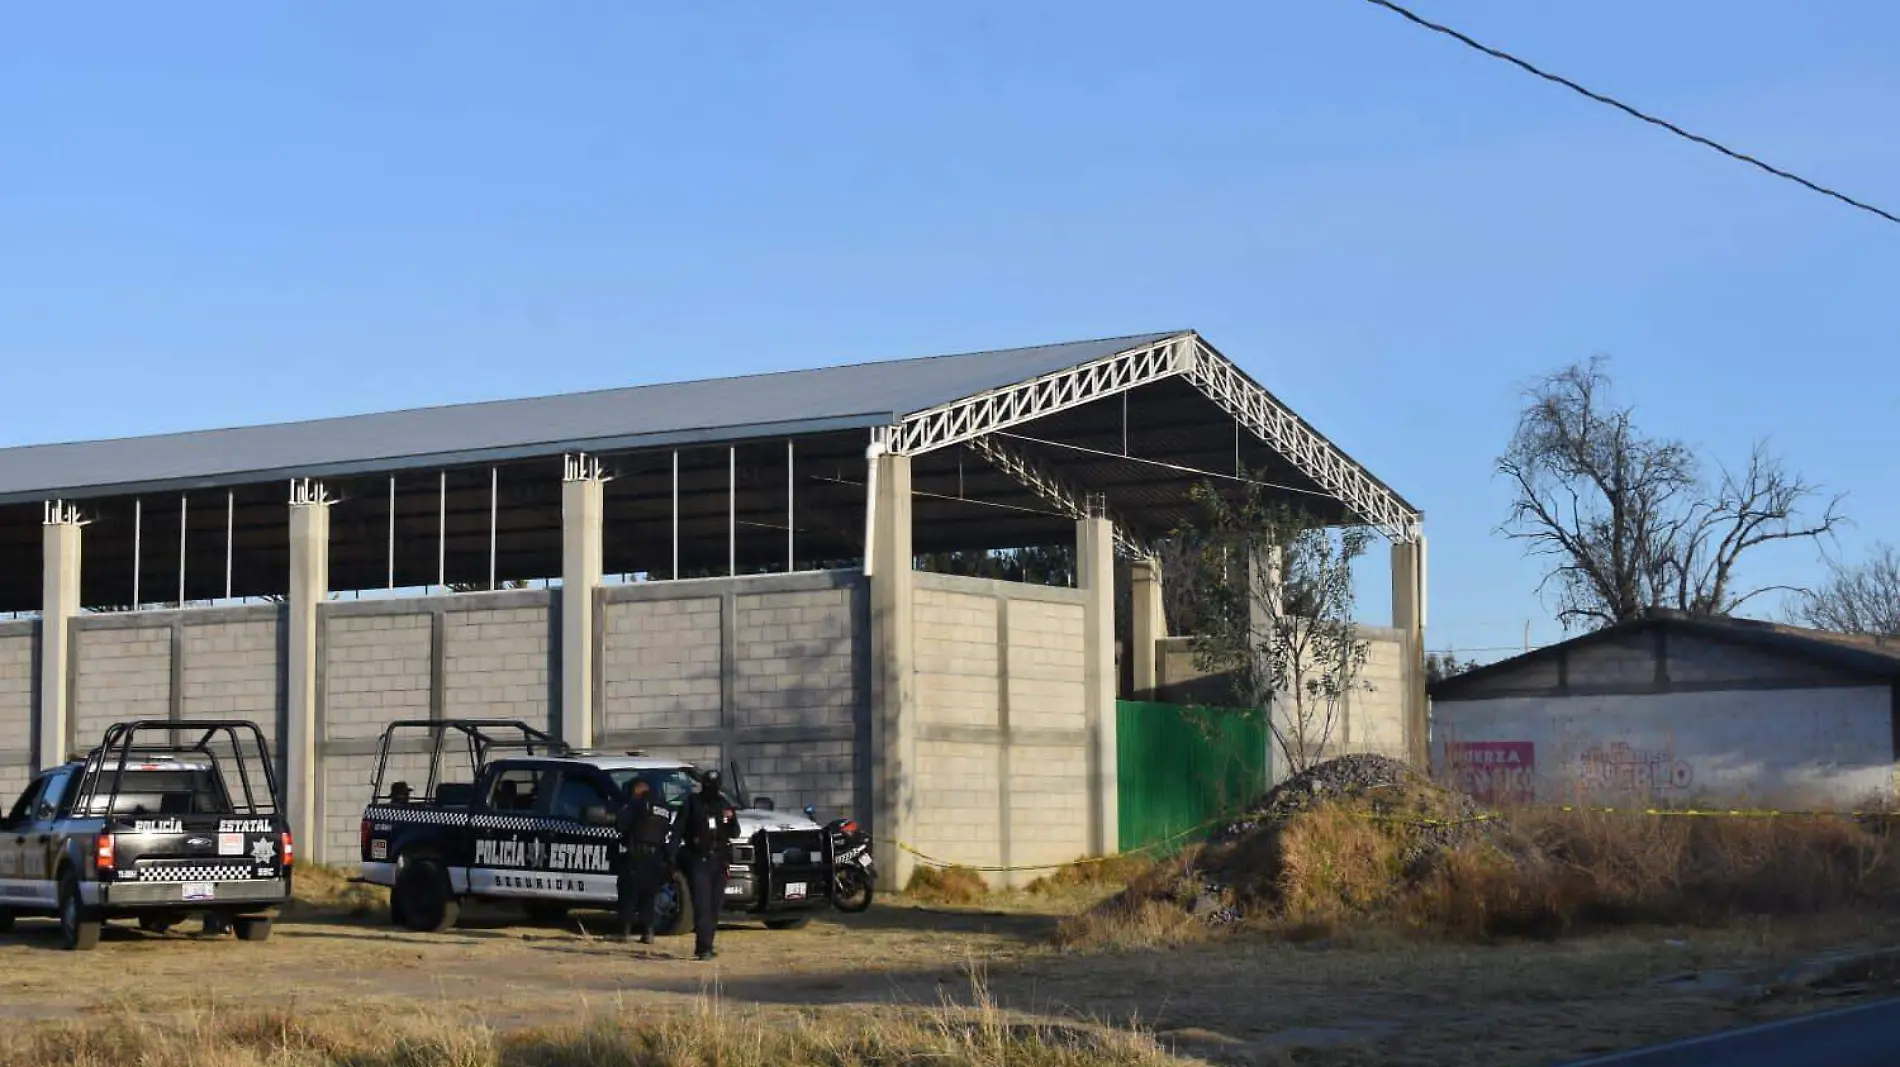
[560,458,605,749]
[286,484,329,862]
[868,451,915,892]
[1392,535,1428,768]
[1078,513,1118,857]
[38,502,82,771]
[1128,558,1165,698]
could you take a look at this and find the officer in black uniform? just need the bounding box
[614,777,670,944]
[678,769,740,961]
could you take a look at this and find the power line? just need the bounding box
[1358,0,1900,228]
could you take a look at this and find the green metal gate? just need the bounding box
[1116,701,1267,854]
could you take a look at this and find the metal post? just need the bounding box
[671,450,680,581]
[387,476,396,591]
[177,494,187,607]
[728,446,736,577]
[785,438,794,572]
[224,490,234,601]
[132,498,142,609]
[488,467,498,591]
[437,471,447,593]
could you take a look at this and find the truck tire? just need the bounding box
[138,916,178,934]
[764,915,811,931]
[394,858,460,933]
[233,917,272,942]
[0,908,14,934]
[58,874,101,951]
[652,869,692,937]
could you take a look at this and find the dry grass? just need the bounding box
[283,863,389,921]
[905,865,992,906]
[0,989,1189,1067]
[1026,855,1155,897]
[1059,789,1900,950]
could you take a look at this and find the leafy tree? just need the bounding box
[1425,651,1480,684]
[1178,479,1371,773]
[1499,356,1844,630]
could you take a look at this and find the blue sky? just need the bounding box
[2,1,1895,657]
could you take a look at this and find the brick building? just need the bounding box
[0,330,1423,886]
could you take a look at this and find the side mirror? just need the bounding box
[581,804,616,827]
[753,796,774,811]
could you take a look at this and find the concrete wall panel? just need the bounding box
[322,613,433,741]
[443,599,552,730]
[915,588,999,729]
[73,625,172,745]
[1433,686,1896,807]
[182,616,282,744]
[0,625,34,790]
[733,587,857,731]
[600,595,722,734]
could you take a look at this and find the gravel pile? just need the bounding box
[1210,754,1438,844]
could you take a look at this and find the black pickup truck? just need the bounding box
[0,719,292,950]
[356,719,834,935]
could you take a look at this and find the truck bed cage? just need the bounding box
[370,719,571,804]
[70,719,281,818]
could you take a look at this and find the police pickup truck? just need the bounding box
[0,719,292,950]
[357,719,833,935]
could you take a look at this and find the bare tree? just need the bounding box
[1499,357,1844,630]
[1180,480,1371,773]
[1797,544,1900,637]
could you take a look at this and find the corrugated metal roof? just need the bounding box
[0,331,1185,503]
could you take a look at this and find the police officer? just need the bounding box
[614,778,670,944]
[678,769,740,961]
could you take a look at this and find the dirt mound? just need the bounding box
[1063,756,1526,942]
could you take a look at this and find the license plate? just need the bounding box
[724,883,745,895]
[218,833,244,856]
[370,839,388,861]
[784,881,806,900]
[182,882,215,902]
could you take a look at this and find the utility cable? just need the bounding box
[1359,0,1900,227]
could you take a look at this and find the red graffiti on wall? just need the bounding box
[1578,742,1694,796]
[1445,741,1536,804]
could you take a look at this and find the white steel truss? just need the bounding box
[966,435,1157,560]
[889,332,1420,543]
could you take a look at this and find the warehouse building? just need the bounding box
[0,330,1424,885]
[1431,611,1900,808]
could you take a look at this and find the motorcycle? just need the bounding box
[806,804,875,913]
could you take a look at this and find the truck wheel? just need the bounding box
[233,917,272,942]
[765,915,811,931]
[0,908,14,934]
[652,870,692,937]
[58,874,101,951]
[138,916,178,934]
[393,858,460,933]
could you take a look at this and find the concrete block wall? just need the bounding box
[181,615,283,744]
[443,601,552,731]
[599,571,871,823]
[321,612,433,741]
[910,573,1093,887]
[0,622,35,806]
[600,595,723,734]
[72,623,173,745]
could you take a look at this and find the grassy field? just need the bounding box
[0,858,1895,1066]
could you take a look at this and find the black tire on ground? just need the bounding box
[138,915,178,934]
[764,914,811,931]
[0,908,14,934]
[57,874,101,951]
[203,913,232,936]
[393,858,460,933]
[232,917,272,942]
[651,869,692,937]
[523,902,570,924]
[832,867,875,913]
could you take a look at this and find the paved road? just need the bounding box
[1559,997,1900,1066]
